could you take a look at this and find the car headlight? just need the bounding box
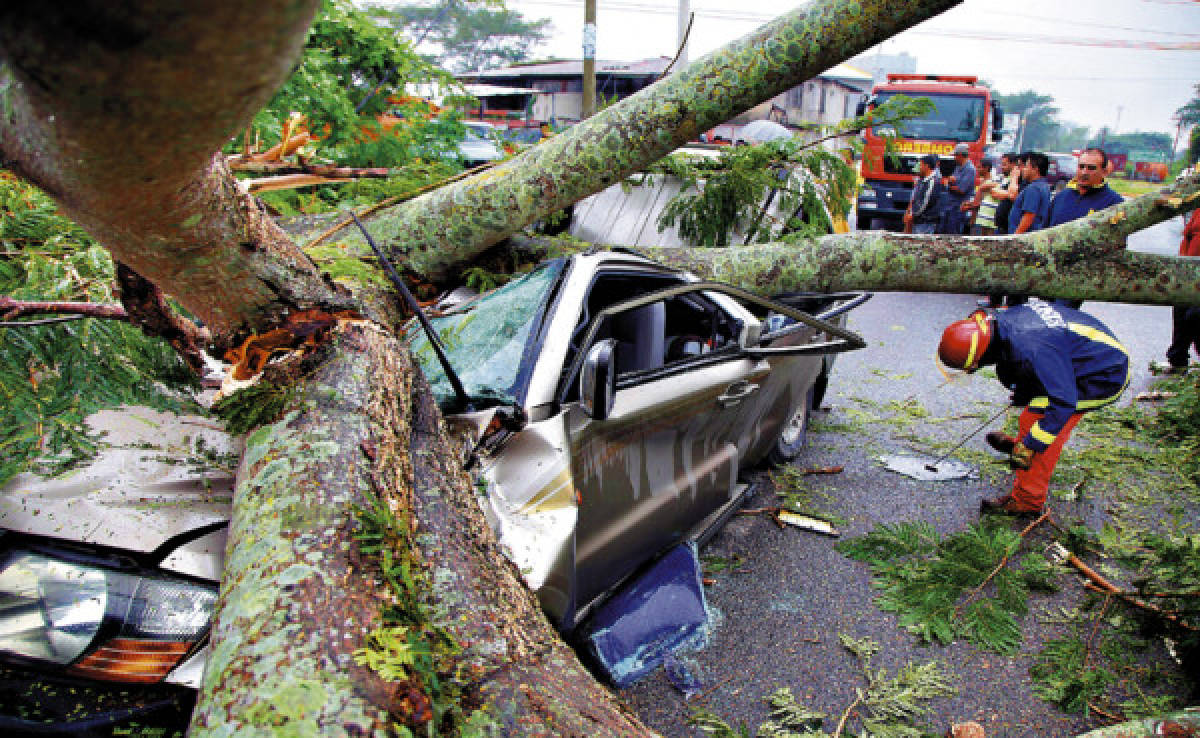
[0,550,216,683]
[859,185,876,200]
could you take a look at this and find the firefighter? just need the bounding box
[937,299,1130,514]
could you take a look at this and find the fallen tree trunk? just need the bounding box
[190,322,651,736]
[336,0,963,286]
[639,174,1200,306]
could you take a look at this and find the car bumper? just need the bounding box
[0,664,194,737]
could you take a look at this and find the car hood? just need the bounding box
[0,406,238,563]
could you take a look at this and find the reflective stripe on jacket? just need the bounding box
[992,299,1130,454]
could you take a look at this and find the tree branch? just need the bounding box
[641,172,1200,307]
[0,296,128,321]
[348,0,964,286]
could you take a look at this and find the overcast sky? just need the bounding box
[496,0,1198,142]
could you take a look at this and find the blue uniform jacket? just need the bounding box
[990,300,1130,453]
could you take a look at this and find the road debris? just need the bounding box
[879,454,977,481]
[1136,390,1178,401]
[802,465,844,475]
[776,510,839,537]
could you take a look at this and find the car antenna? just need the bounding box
[348,212,473,413]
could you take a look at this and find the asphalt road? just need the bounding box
[621,217,1192,737]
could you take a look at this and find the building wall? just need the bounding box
[532,92,583,123]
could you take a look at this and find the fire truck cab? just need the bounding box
[855,74,1004,231]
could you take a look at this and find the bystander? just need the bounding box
[903,153,944,234]
[1166,209,1200,372]
[1044,148,1124,308]
[938,143,976,235]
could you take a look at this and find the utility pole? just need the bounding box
[582,0,597,119]
[677,0,690,70]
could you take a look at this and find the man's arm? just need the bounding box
[1013,211,1035,234]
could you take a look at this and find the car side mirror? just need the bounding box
[992,104,1004,141]
[580,339,617,421]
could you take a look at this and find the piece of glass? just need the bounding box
[410,262,563,407]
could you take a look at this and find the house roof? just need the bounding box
[467,57,672,79]
[820,62,873,83]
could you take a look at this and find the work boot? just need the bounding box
[979,494,1042,517]
[985,431,1015,455]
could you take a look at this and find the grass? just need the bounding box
[1107,176,1166,199]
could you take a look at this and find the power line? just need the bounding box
[513,0,1200,47]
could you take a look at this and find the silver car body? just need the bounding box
[426,251,859,629]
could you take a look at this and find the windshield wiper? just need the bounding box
[349,212,473,413]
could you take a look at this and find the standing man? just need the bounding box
[961,159,997,235]
[938,142,976,234]
[1009,152,1051,235]
[903,153,944,234]
[1044,148,1124,308]
[937,299,1130,514]
[991,152,1022,236]
[1047,148,1123,227]
[1166,209,1200,373]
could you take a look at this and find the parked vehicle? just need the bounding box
[457,120,505,167]
[0,251,866,733]
[854,74,1004,231]
[1046,152,1078,190]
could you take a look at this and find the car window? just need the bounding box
[410,261,563,408]
[561,273,743,400]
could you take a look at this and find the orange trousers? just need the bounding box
[1010,407,1083,511]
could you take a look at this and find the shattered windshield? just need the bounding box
[409,261,563,409]
[874,92,985,143]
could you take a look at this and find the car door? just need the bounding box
[560,280,866,617]
[564,295,761,615]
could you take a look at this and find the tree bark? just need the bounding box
[640,174,1200,306]
[332,0,962,286]
[0,0,349,342]
[190,321,650,736]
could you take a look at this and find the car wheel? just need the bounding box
[767,387,813,466]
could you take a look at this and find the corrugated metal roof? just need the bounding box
[469,57,672,79]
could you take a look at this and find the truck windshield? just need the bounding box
[409,261,563,409]
[874,92,985,143]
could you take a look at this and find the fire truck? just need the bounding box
[855,74,1004,231]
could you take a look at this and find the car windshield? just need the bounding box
[874,92,986,143]
[409,261,563,408]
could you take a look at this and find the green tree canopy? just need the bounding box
[244,0,462,167]
[993,89,1061,151]
[371,0,551,73]
[369,0,552,73]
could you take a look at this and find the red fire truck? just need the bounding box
[855,74,1004,231]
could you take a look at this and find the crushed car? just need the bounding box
[0,249,866,733]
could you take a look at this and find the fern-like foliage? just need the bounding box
[651,95,932,249]
[1030,636,1116,713]
[837,519,1058,654]
[0,175,199,484]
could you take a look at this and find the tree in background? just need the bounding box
[1176,83,1200,166]
[372,0,551,73]
[993,89,1062,151]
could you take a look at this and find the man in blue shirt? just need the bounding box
[1047,148,1123,226]
[1009,151,1051,234]
[1045,148,1124,308]
[938,142,976,234]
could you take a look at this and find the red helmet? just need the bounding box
[938,310,992,371]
